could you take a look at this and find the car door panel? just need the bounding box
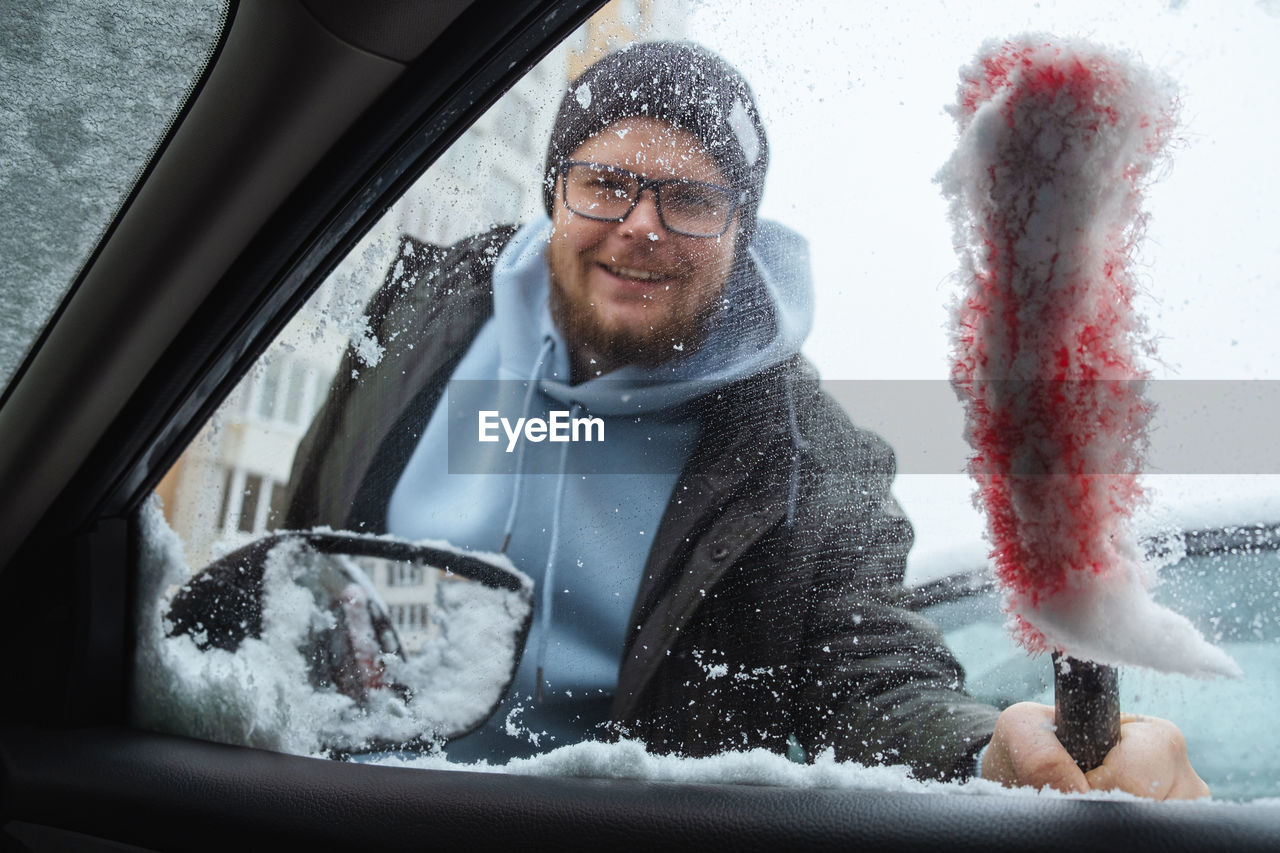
[7,725,1280,852]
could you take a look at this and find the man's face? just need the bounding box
[547,116,739,378]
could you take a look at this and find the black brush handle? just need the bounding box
[1052,652,1121,773]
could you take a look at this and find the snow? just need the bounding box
[939,35,1238,678]
[1134,477,1280,538]
[387,563,533,739]
[373,736,1249,804]
[1012,554,1238,678]
[311,229,398,368]
[132,498,532,755]
[383,740,942,791]
[728,97,761,166]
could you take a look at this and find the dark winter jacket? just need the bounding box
[285,226,999,780]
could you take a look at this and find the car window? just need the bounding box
[0,0,227,392]
[135,0,1280,799]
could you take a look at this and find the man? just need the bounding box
[286,41,1206,796]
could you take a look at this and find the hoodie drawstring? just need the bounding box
[534,400,584,703]
[500,336,555,554]
[495,333,577,704]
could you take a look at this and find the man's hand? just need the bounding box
[981,702,1210,800]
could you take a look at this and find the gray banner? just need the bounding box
[823,379,1280,475]
[444,378,1280,475]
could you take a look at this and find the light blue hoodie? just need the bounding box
[386,214,812,760]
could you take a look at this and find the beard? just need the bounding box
[547,271,720,375]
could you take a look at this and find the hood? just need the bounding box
[389,216,815,747]
[490,215,813,416]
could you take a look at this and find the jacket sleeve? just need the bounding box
[788,394,999,780]
[283,228,512,532]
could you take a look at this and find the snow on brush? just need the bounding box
[939,35,1238,678]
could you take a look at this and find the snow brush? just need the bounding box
[939,36,1240,772]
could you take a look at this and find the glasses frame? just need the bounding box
[559,160,740,238]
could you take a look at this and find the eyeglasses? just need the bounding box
[560,161,740,238]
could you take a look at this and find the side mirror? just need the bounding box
[157,531,532,756]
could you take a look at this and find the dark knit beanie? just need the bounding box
[542,41,769,242]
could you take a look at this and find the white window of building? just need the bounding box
[392,603,429,632]
[216,466,283,536]
[387,563,425,587]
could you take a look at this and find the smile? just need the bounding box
[600,262,667,282]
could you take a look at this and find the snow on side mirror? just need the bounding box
[150,530,532,756]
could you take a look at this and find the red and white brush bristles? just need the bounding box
[940,35,1238,677]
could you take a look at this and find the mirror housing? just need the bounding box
[157,531,532,755]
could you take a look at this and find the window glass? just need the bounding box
[136,0,1280,800]
[0,0,227,390]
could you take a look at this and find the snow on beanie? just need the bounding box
[541,41,769,242]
